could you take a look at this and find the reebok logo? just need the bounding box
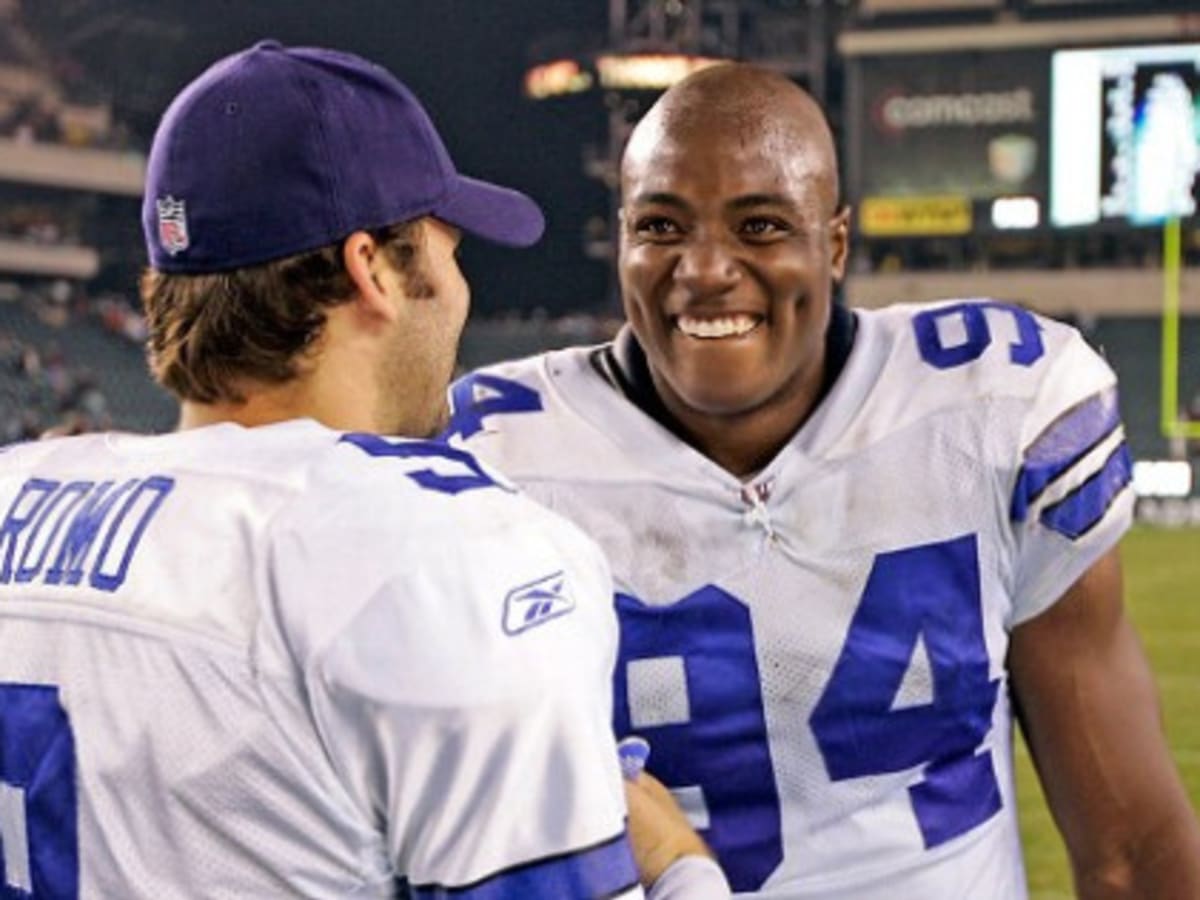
[503,571,575,636]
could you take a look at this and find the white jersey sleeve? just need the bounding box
[1005,327,1133,623]
[649,856,732,900]
[266,434,643,897]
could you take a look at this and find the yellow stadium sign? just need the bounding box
[595,54,726,91]
[524,54,728,100]
[859,196,972,236]
[524,60,593,100]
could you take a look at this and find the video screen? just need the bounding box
[1051,43,1200,227]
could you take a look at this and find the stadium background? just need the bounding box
[0,1,1196,895]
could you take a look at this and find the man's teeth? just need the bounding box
[676,314,760,339]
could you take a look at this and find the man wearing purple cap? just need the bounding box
[0,41,728,899]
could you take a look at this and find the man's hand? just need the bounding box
[622,759,715,886]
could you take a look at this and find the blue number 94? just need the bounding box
[615,535,1001,892]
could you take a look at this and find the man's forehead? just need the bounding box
[623,130,829,200]
[622,108,837,219]
[632,103,827,159]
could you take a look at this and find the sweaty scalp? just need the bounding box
[622,64,841,215]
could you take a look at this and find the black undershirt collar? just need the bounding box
[591,303,858,446]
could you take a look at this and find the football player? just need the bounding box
[449,63,1200,898]
[0,42,728,899]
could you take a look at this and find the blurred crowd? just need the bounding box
[0,0,131,151]
[0,93,132,151]
[0,328,110,441]
[0,280,150,441]
[0,204,83,246]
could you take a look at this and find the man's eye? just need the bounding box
[740,217,789,238]
[633,216,681,236]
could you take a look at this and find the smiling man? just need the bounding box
[615,69,849,476]
[449,63,1200,898]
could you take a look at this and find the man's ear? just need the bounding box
[829,204,852,284]
[342,231,400,323]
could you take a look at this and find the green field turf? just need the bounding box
[1017,526,1200,898]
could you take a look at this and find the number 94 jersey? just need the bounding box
[448,300,1134,899]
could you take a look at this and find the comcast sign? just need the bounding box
[878,88,1035,132]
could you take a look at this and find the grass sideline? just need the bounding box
[1017,526,1200,897]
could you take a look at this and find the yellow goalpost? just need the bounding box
[1160,217,1200,440]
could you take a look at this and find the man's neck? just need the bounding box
[176,371,375,433]
[177,398,298,432]
[599,303,857,477]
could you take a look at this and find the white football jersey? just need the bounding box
[449,300,1134,899]
[0,418,641,899]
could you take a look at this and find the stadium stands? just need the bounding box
[0,286,174,435]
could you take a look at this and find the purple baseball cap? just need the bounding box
[143,40,545,273]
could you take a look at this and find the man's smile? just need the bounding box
[672,313,765,340]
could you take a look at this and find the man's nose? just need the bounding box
[673,234,740,297]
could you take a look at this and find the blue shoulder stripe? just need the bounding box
[1039,442,1132,540]
[407,831,639,900]
[1011,387,1122,523]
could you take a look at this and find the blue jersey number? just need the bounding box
[616,535,1000,890]
[444,373,543,442]
[809,534,1001,849]
[914,301,1044,369]
[340,434,503,496]
[613,587,781,892]
[0,683,78,898]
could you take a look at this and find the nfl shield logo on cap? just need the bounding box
[156,196,190,256]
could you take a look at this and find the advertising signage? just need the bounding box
[1051,42,1200,228]
[854,51,1050,236]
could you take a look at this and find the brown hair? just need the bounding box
[140,221,428,404]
